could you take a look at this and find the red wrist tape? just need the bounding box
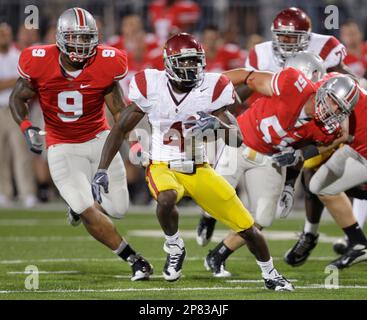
[20,120,33,133]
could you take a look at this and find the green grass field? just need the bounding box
[0,207,367,300]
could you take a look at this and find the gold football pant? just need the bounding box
[146,162,254,232]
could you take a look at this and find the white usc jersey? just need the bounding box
[245,32,346,72]
[128,69,235,162]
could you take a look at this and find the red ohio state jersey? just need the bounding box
[17,44,127,147]
[237,67,336,154]
[349,87,367,158]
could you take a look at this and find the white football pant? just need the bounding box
[48,130,129,216]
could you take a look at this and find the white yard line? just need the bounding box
[225,279,298,283]
[113,275,170,279]
[0,236,93,242]
[0,229,341,244]
[0,219,66,226]
[7,270,81,275]
[1,284,367,294]
[128,230,341,244]
[0,256,336,265]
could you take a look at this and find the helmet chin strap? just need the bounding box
[69,51,87,63]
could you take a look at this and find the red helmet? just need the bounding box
[271,7,312,64]
[163,33,206,89]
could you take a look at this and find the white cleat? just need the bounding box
[264,274,295,291]
[163,241,186,282]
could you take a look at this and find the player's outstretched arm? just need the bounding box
[92,103,145,203]
[9,77,36,124]
[104,81,127,123]
[9,78,44,154]
[212,107,243,147]
[98,103,145,170]
[223,68,274,96]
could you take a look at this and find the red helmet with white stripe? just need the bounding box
[163,33,206,89]
[56,7,98,63]
[271,7,312,65]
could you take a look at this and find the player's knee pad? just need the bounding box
[309,174,322,195]
[254,199,277,228]
[67,195,94,215]
[101,194,129,219]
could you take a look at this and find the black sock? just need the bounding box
[285,167,300,187]
[343,223,367,246]
[118,244,137,262]
[211,241,233,261]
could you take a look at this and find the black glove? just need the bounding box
[24,126,45,154]
[184,111,221,135]
[91,169,109,203]
[272,147,303,167]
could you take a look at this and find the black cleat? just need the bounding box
[204,250,231,278]
[284,232,318,266]
[196,215,217,246]
[332,238,349,255]
[163,241,186,282]
[130,255,153,281]
[264,274,294,291]
[328,244,367,269]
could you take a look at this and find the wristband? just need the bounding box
[20,120,33,133]
[302,145,320,160]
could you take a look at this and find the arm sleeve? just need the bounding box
[17,48,33,81]
[209,75,235,112]
[272,67,315,129]
[128,71,152,113]
[319,37,346,70]
[113,49,129,80]
[245,47,258,70]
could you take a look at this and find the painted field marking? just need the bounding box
[7,270,81,275]
[0,256,337,265]
[1,284,367,294]
[0,256,336,265]
[0,229,341,244]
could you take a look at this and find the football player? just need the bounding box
[92,33,294,291]
[196,6,352,248]
[9,8,153,281]
[202,54,357,277]
[288,80,367,269]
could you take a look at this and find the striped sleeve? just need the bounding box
[128,70,153,113]
[271,71,281,96]
[113,49,129,80]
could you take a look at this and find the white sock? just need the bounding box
[202,211,212,219]
[256,258,279,279]
[353,199,367,228]
[112,240,127,255]
[165,231,183,245]
[304,220,319,235]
